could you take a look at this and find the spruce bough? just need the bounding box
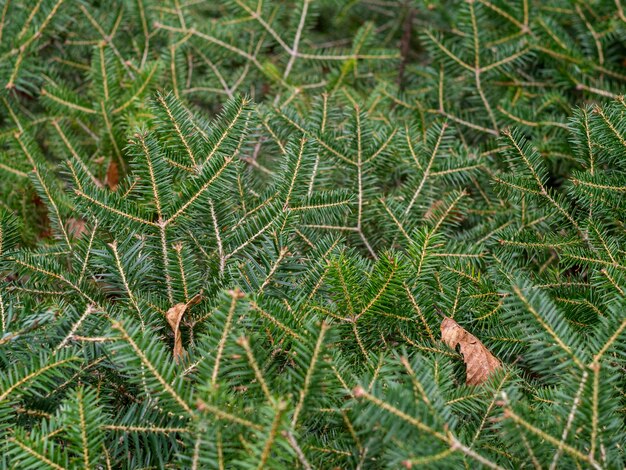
[1,1,625,468]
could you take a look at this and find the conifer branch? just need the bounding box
[2,3,626,467]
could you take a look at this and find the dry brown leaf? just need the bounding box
[166,294,202,362]
[105,160,119,190]
[440,316,500,385]
[66,218,88,239]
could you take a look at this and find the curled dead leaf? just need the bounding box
[105,160,119,190]
[440,316,500,385]
[166,294,202,362]
[66,218,88,239]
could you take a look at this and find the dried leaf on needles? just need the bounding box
[440,316,500,385]
[166,294,202,361]
[66,218,88,238]
[105,160,119,190]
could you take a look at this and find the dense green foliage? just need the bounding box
[1,0,626,468]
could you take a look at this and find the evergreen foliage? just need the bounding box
[1,0,626,468]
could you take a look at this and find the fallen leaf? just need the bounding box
[66,218,88,238]
[440,316,500,385]
[105,160,119,190]
[166,294,202,362]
